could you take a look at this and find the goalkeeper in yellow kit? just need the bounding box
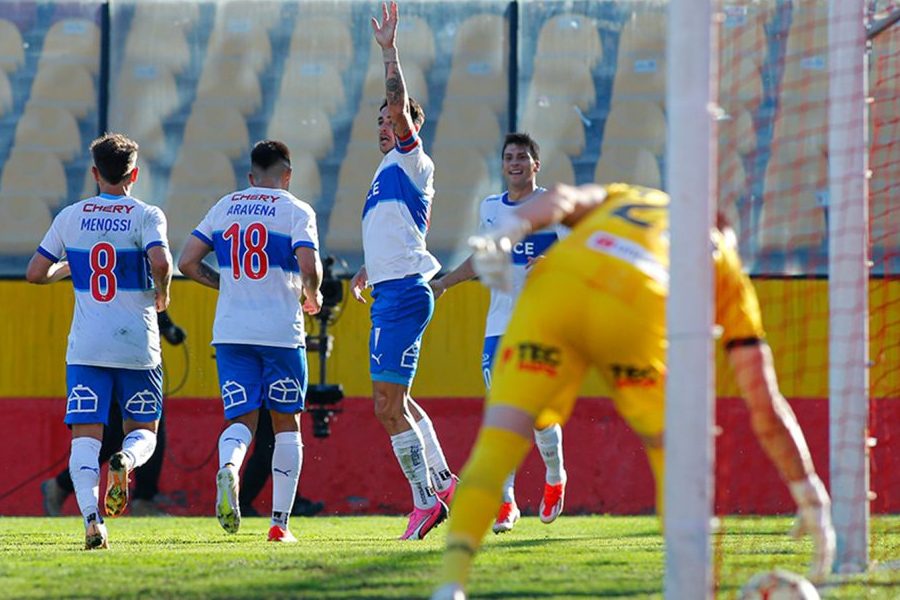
[432,183,835,599]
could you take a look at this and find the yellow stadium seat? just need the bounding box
[14,105,82,162]
[113,63,180,122]
[527,59,596,113]
[718,3,766,108]
[165,192,219,256]
[214,1,282,32]
[594,145,661,189]
[267,103,333,160]
[0,150,68,208]
[279,60,346,116]
[444,62,508,116]
[429,149,493,253]
[0,19,24,74]
[288,17,353,72]
[0,196,52,255]
[718,150,747,233]
[347,109,379,151]
[0,71,12,118]
[367,15,435,71]
[718,107,756,157]
[612,54,666,103]
[205,19,272,74]
[601,100,666,156]
[124,28,191,75]
[535,14,602,70]
[781,2,829,104]
[327,147,385,251]
[452,13,507,72]
[325,194,364,254]
[288,152,322,208]
[194,60,261,116]
[520,101,585,157]
[538,153,576,186]
[168,149,236,198]
[181,105,249,159]
[360,63,429,109]
[618,11,667,58]
[432,104,502,160]
[30,63,95,119]
[39,19,100,73]
[133,3,199,32]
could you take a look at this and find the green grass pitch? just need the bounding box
[1,516,899,598]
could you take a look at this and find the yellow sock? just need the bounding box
[645,445,665,519]
[438,426,532,587]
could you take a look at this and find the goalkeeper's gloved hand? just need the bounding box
[789,475,836,583]
[468,214,532,293]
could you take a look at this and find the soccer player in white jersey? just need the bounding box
[349,1,457,540]
[178,140,323,543]
[431,133,567,534]
[26,133,172,550]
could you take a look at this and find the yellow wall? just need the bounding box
[3,279,899,399]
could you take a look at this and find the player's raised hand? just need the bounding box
[469,234,513,293]
[371,1,399,49]
[789,476,836,583]
[303,289,323,315]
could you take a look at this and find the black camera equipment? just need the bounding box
[306,256,346,438]
[158,310,186,345]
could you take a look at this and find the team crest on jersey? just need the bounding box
[269,378,302,404]
[125,390,159,415]
[221,380,248,411]
[400,340,421,369]
[67,385,98,414]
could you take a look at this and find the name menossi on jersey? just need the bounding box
[37,193,168,369]
[362,131,441,285]
[192,187,319,348]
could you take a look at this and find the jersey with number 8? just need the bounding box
[37,193,169,369]
[191,186,319,348]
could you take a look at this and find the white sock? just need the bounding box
[391,426,435,510]
[218,423,252,470]
[121,429,157,469]
[271,431,303,529]
[501,470,516,504]
[534,424,566,485]
[416,412,453,493]
[69,437,102,526]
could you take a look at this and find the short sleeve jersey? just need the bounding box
[192,187,319,348]
[362,130,441,285]
[37,193,168,369]
[479,189,567,337]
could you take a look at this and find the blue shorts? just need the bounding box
[369,275,434,386]
[214,344,308,420]
[482,336,502,390]
[65,364,163,425]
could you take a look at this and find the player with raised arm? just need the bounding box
[431,133,567,534]
[178,140,323,543]
[26,133,172,550]
[432,183,835,598]
[348,1,456,540]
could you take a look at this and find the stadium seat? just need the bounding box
[287,152,322,208]
[0,19,24,74]
[612,54,666,104]
[266,103,333,160]
[594,145,661,189]
[328,147,386,251]
[0,150,68,208]
[13,105,82,162]
[325,193,365,254]
[429,149,493,253]
[165,192,220,256]
[520,101,586,158]
[347,109,378,151]
[781,2,829,104]
[181,105,250,159]
[0,196,52,255]
[451,13,507,72]
[205,19,272,74]
[527,59,596,113]
[213,1,282,32]
[618,11,667,58]
[535,13,603,71]
[132,3,199,32]
[367,15,435,71]
[718,3,766,108]
[30,63,96,120]
[39,18,100,73]
[360,63,429,109]
[538,153,576,186]
[432,104,502,161]
[718,150,747,232]
[0,71,12,118]
[444,62,508,116]
[110,63,180,134]
[279,60,346,116]
[288,17,353,72]
[194,60,262,116]
[124,28,191,75]
[601,100,667,156]
[168,150,236,198]
[718,107,757,157]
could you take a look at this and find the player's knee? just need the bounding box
[373,392,404,425]
[270,411,301,433]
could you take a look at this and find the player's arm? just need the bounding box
[178,236,220,290]
[25,253,70,284]
[350,265,368,303]
[147,245,173,312]
[295,246,323,315]
[430,257,476,300]
[372,1,416,140]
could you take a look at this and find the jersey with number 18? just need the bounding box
[37,193,169,369]
[191,186,319,349]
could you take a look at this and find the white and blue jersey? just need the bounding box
[192,186,319,349]
[37,193,168,369]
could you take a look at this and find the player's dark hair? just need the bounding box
[251,140,292,171]
[90,133,139,185]
[502,132,540,163]
[380,97,426,129]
